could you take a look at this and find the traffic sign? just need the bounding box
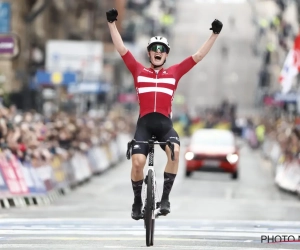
[0,35,13,53]
[0,33,21,59]
[0,2,11,33]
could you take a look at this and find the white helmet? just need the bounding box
[147,36,170,54]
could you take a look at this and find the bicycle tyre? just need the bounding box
[150,218,155,246]
[145,169,153,247]
[150,177,156,246]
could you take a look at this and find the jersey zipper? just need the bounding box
[154,73,158,112]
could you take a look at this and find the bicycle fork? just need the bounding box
[142,139,162,219]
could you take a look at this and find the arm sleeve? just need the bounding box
[121,50,140,76]
[170,56,197,81]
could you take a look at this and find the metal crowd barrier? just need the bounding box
[0,133,131,208]
[262,136,300,197]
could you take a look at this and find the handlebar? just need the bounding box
[126,139,175,161]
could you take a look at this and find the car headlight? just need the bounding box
[226,153,239,164]
[185,152,194,160]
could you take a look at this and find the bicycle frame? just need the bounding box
[126,137,175,217]
[142,139,159,218]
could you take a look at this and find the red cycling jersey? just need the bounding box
[122,51,196,118]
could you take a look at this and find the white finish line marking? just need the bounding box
[0,229,296,238]
[2,218,300,226]
[0,237,252,242]
[0,245,295,250]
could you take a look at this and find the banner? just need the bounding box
[51,155,67,188]
[0,153,28,195]
[35,165,55,191]
[0,167,8,192]
[46,40,104,81]
[7,154,29,194]
[21,161,47,194]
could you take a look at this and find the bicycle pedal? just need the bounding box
[156,211,166,217]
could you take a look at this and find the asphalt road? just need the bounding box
[1,137,300,249]
[1,0,300,249]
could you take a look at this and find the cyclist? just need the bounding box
[106,8,223,220]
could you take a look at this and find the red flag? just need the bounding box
[279,49,298,93]
[293,34,300,71]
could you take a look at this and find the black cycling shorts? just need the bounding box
[132,112,180,156]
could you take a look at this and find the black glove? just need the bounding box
[106,8,118,23]
[210,19,223,34]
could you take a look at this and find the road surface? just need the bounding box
[1,137,300,249]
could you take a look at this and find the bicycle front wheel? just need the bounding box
[150,217,155,246]
[145,169,154,247]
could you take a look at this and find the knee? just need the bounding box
[173,147,180,163]
[174,148,180,162]
[132,155,146,175]
[168,146,180,164]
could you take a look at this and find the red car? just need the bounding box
[185,129,239,179]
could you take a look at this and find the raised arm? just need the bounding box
[169,19,223,81]
[106,8,128,56]
[192,33,219,63]
[192,19,223,63]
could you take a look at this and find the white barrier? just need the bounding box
[275,160,300,192]
[98,147,110,171]
[261,137,273,159]
[262,136,300,194]
[70,152,92,183]
[269,142,282,166]
[109,140,119,165]
[0,132,132,208]
[87,147,110,173]
[262,137,283,176]
[69,133,132,181]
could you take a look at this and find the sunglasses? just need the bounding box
[150,44,167,53]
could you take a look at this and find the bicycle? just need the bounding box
[126,136,175,247]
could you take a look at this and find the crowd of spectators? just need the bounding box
[260,111,300,163]
[172,99,239,136]
[252,0,300,163]
[0,104,135,166]
[124,0,176,43]
[255,0,296,94]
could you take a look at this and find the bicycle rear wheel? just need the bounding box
[145,169,154,247]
